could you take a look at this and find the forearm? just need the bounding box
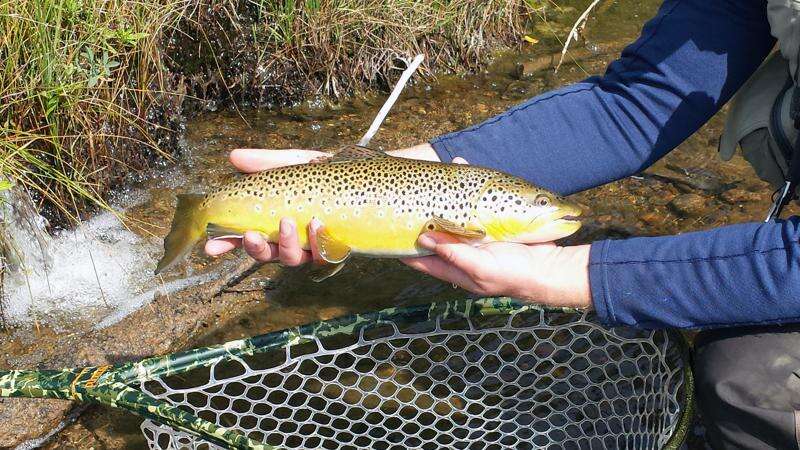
[430,0,774,195]
[590,218,800,329]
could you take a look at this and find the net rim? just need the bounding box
[128,297,693,449]
[113,298,579,383]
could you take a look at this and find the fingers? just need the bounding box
[417,232,486,270]
[277,218,312,266]
[206,218,313,265]
[401,231,490,292]
[308,218,323,263]
[228,148,465,173]
[400,256,477,291]
[230,148,331,173]
[242,231,278,262]
[205,238,240,256]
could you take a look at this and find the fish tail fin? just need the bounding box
[155,194,207,275]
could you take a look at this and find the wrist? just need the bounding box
[536,244,593,309]
[564,244,592,309]
[387,143,440,162]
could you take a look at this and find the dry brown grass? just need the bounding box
[1,0,544,225]
[170,0,542,106]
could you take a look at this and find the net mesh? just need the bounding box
[140,307,689,450]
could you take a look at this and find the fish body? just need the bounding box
[156,146,582,278]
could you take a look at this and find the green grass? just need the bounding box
[0,0,547,225]
[171,0,544,106]
[0,0,186,224]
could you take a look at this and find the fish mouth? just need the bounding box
[514,206,583,243]
[529,204,583,226]
[551,204,584,223]
[558,214,581,223]
[543,206,584,238]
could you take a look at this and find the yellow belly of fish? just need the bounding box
[211,201,434,258]
[321,207,431,257]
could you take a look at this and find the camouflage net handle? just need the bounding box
[0,298,694,450]
[0,365,265,449]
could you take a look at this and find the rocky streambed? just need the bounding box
[1,0,786,447]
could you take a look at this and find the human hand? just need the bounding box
[204,144,458,266]
[401,234,592,309]
[204,148,329,265]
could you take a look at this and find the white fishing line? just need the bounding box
[358,54,425,147]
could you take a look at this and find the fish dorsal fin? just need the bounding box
[316,226,352,263]
[311,145,387,164]
[308,261,347,282]
[422,216,486,240]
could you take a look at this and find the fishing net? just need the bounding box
[138,298,692,450]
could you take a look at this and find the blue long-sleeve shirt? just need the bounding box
[429,0,795,329]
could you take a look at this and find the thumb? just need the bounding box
[229,148,331,173]
[418,232,485,271]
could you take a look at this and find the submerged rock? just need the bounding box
[669,193,708,218]
[638,212,663,226]
[720,188,762,205]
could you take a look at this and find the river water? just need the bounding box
[0,0,790,447]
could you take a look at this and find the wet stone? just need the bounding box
[720,188,762,205]
[650,189,677,206]
[668,193,708,218]
[0,398,72,447]
[638,212,662,226]
[317,306,350,321]
[665,164,733,194]
[515,57,553,78]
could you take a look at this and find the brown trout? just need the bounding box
[156,146,582,280]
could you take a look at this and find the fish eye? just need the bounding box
[535,195,551,207]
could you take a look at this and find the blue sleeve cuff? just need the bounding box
[588,240,616,326]
[429,139,455,164]
[584,219,800,330]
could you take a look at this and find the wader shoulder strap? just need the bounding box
[765,55,800,222]
[765,132,800,221]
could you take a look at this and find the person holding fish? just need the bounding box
[163,0,800,447]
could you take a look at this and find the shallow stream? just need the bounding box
[0,0,791,447]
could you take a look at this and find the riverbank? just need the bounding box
[0,0,731,447]
[0,0,543,230]
[0,4,661,443]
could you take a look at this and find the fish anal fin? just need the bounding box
[316,226,352,263]
[422,216,486,240]
[206,223,246,239]
[308,261,347,282]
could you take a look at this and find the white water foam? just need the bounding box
[0,182,211,329]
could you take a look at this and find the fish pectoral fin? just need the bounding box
[422,216,486,240]
[308,261,347,282]
[313,145,387,164]
[315,226,352,263]
[206,223,246,239]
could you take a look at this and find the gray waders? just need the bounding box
[695,326,800,449]
[701,2,800,448]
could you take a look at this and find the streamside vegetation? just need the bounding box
[0,0,544,226]
[0,0,186,225]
